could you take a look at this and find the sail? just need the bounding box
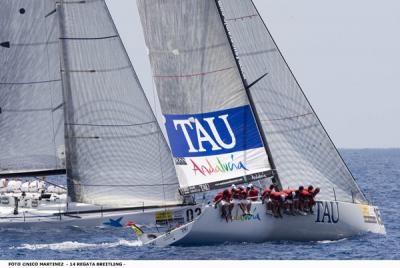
[218,0,366,203]
[137,0,273,194]
[0,0,65,177]
[58,0,180,206]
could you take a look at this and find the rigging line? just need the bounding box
[153,66,235,78]
[65,120,156,127]
[238,48,278,58]
[1,108,56,113]
[4,41,58,47]
[260,112,314,123]
[0,79,61,85]
[225,14,258,22]
[71,183,179,187]
[60,35,118,40]
[61,65,130,73]
[67,130,160,140]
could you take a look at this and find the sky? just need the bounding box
[106,0,400,149]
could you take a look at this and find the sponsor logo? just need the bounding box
[190,154,248,176]
[173,114,236,153]
[175,157,187,165]
[103,216,124,227]
[315,201,340,224]
[164,105,263,157]
[233,208,261,222]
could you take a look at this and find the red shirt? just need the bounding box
[261,188,272,200]
[213,191,223,203]
[248,188,259,201]
[231,188,241,199]
[300,189,312,198]
[239,189,248,200]
[223,190,232,202]
[270,191,287,201]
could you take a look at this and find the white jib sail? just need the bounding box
[219,0,367,203]
[58,0,181,207]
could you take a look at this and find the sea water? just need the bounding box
[0,149,399,260]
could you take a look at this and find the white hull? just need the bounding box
[0,198,385,244]
[0,197,202,229]
[175,201,385,244]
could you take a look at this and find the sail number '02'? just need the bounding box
[315,201,340,224]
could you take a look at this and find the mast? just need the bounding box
[214,0,282,190]
[56,0,74,203]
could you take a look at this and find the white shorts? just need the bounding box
[241,199,250,205]
[220,200,230,206]
[232,199,241,205]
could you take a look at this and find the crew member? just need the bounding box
[261,184,275,212]
[308,187,320,213]
[214,189,233,222]
[239,185,249,215]
[283,188,296,215]
[270,191,286,218]
[246,184,259,214]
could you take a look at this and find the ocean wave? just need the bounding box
[317,238,348,244]
[11,239,142,251]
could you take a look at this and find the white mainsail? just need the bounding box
[137,0,273,194]
[218,0,367,203]
[57,0,181,207]
[0,0,65,176]
[137,0,367,204]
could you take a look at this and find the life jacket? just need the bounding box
[223,190,232,202]
[232,188,240,199]
[261,188,272,200]
[239,188,247,200]
[300,189,312,198]
[270,191,286,201]
[213,191,223,202]
[248,189,259,201]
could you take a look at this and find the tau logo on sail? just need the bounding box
[173,114,236,153]
[164,105,264,158]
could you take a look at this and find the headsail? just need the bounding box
[137,0,273,194]
[218,0,367,203]
[0,0,65,177]
[57,0,180,207]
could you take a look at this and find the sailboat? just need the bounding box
[0,0,200,228]
[134,0,386,244]
[0,0,385,243]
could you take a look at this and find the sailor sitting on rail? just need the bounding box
[6,178,22,193]
[246,184,259,215]
[213,189,233,222]
[0,178,9,193]
[261,184,275,212]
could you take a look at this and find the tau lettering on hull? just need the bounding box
[315,201,340,224]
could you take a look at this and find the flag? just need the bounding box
[127,221,143,236]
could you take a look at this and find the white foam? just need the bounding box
[317,238,348,244]
[11,239,142,251]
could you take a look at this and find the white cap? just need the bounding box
[231,184,236,189]
[248,184,253,188]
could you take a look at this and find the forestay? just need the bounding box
[58,0,180,207]
[137,0,272,194]
[218,0,366,203]
[0,0,65,176]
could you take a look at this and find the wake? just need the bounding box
[11,239,142,251]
